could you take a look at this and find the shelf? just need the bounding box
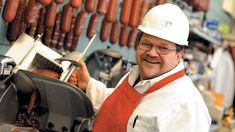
[190,28,221,45]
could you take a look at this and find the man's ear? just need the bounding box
[177,48,184,60]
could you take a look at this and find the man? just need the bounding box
[69,3,211,132]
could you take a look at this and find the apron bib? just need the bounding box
[92,70,185,132]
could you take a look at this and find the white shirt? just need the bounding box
[86,60,211,132]
[211,50,235,108]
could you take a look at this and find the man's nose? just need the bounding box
[146,46,159,56]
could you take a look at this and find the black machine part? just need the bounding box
[0,55,18,122]
[0,82,18,124]
[0,53,18,124]
[1,70,94,132]
[12,70,35,94]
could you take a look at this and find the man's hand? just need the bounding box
[68,60,90,90]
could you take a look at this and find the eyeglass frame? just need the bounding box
[137,33,184,55]
[139,42,179,55]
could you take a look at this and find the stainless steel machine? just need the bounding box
[0,34,95,132]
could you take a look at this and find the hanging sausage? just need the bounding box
[2,0,20,22]
[198,0,209,12]
[139,0,152,24]
[105,0,118,22]
[129,0,141,28]
[51,12,62,47]
[26,1,41,38]
[70,37,79,51]
[43,27,53,46]
[100,18,111,41]
[119,26,129,47]
[60,3,73,33]
[85,0,97,13]
[0,0,3,12]
[110,20,119,44]
[120,0,132,25]
[27,21,39,37]
[69,0,82,9]
[45,1,57,28]
[156,0,166,5]
[36,7,46,36]
[54,0,63,4]
[25,0,41,25]
[127,29,138,48]
[6,0,25,42]
[97,0,110,15]
[56,32,66,49]
[38,0,52,6]
[86,13,99,39]
[18,0,28,36]
[64,17,76,50]
[74,9,87,37]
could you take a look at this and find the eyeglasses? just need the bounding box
[138,42,177,55]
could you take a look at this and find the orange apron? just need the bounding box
[92,70,185,132]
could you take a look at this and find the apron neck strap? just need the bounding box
[143,70,185,95]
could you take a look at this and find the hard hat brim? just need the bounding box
[138,25,188,46]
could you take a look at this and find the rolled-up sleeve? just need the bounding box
[86,78,115,112]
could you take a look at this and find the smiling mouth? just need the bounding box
[143,57,161,64]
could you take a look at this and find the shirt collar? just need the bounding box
[128,59,185,89]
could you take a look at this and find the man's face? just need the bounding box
[136,33,184,80]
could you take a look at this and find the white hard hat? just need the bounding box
[138,3,189,46]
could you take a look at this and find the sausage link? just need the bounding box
[51,12,62,47]
[0,0,3,11]
[18,0,28,35]
[127,29,138,48]
[27,21,39,37]
[43,27,53,46]
[70,36,79,51]
[110,20,119,44]
[139,0,152,24]
[2,0,20,22]
[156,0,166,5]
[120,0,132,25]
[25,0,41,37]
[6,23,15,42]
[100,18,111,41]
[25,0,41,24]
[85,0,97,13]
[198,0,209,12]
[119,26,129,47]
[105,0,118,22]
[129,0,141,28]
[61,3,73,33]
[70,0,82,8]
[64,32,73,50]
[54,0,63,4]
[36,7,46,36]
[86,13,99,39]
[38,0,52,6]
[64,17,75,50]
[74,9,87,37]
[56,32,66,49]
[97,0,109,15]
[6,0,26,42]
[45,1,57,28]
[19,22,27,36]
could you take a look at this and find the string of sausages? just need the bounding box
[2,0,180,51]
